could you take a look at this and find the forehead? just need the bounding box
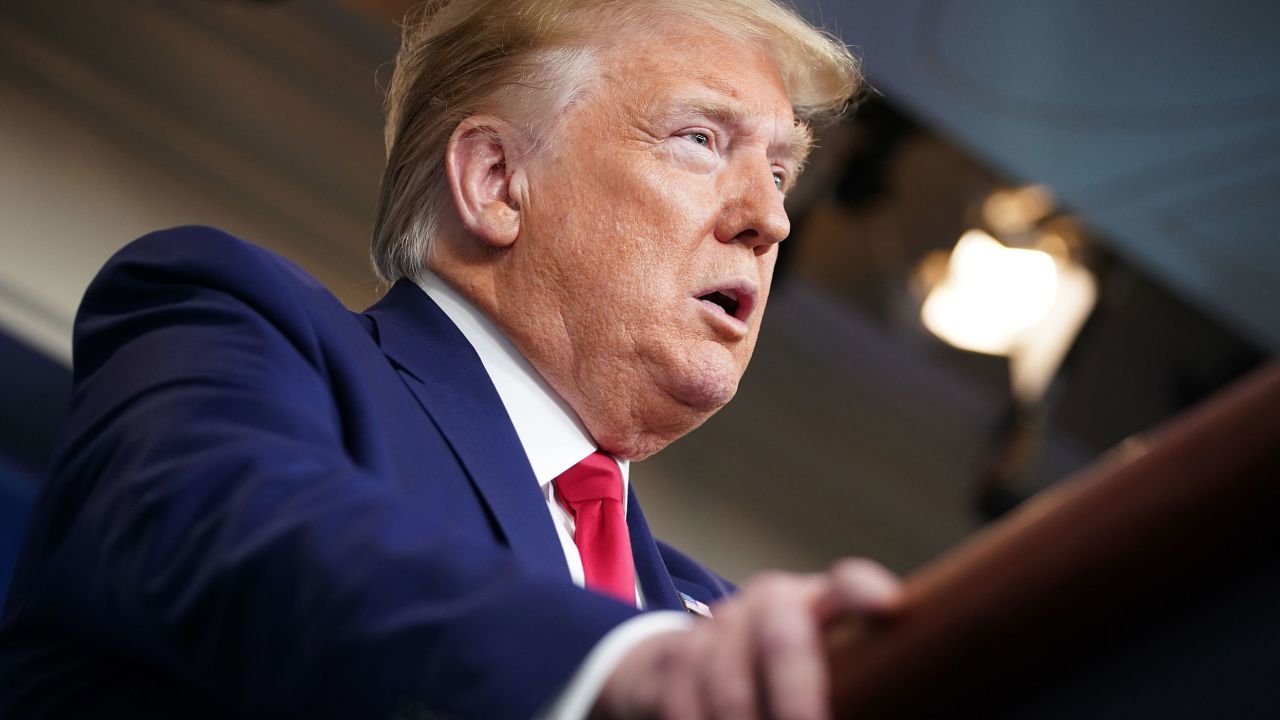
[601,28,794,118]
[596,29,807,160]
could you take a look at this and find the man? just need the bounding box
[0,0,901,718]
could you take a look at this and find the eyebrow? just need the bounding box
[671,96,815,172]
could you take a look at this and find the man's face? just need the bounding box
[493,28,804,458]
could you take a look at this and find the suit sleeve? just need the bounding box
[24,228,640,719]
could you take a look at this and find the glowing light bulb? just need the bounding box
[921,229,1059,355]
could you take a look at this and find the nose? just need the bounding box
[714,164,791,254]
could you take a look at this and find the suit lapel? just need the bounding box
[626,485,684,611]
[363,281,570,582]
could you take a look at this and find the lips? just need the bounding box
[695,280,758,326]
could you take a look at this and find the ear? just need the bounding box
[445,116,526,249]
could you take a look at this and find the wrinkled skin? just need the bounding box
[436,28,802,459]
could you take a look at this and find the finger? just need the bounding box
[661,626,709,720]
[752,575,830,720]
[701,597,758,720]
[814,558,904,622]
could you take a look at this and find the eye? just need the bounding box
[684,131,711,148]
[773,173,785,191]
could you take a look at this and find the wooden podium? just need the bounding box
[825,362,1280,718]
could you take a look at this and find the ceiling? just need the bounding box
[3,0,1276,357]
[793,0,1280,351]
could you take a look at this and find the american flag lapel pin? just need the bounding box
[678,591,713,618]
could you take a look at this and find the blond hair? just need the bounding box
[371,0,862,283]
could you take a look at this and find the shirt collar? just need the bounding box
[413,272,630,491]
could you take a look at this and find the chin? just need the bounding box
[670,342,746,410]
[588,374,738,461]
[593,398,719,461]
[584,345,746,460]
[668,369,739,412]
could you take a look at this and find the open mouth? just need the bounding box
[698,290,740,318]
[695,282,757,326]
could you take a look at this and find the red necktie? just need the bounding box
[553,452,635,604]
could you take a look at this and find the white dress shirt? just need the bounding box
[414,273,693,719]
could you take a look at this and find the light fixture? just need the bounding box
[921,189,1100,510]
[982,185,1056,237]
[920,226,1097,405]
[921,229,1059,356]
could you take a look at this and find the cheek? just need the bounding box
[579,169,713,293]
[608,150,718,234]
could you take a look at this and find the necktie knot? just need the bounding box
[553,452,624,505]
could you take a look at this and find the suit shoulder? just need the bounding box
[85,226,358,327]
[75,226,361,375]
[103,225,328,295]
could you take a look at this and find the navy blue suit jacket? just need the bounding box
[0,226,732,719]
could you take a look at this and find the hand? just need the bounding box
[593,558,903,720]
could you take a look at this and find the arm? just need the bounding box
[26,228,638,718]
